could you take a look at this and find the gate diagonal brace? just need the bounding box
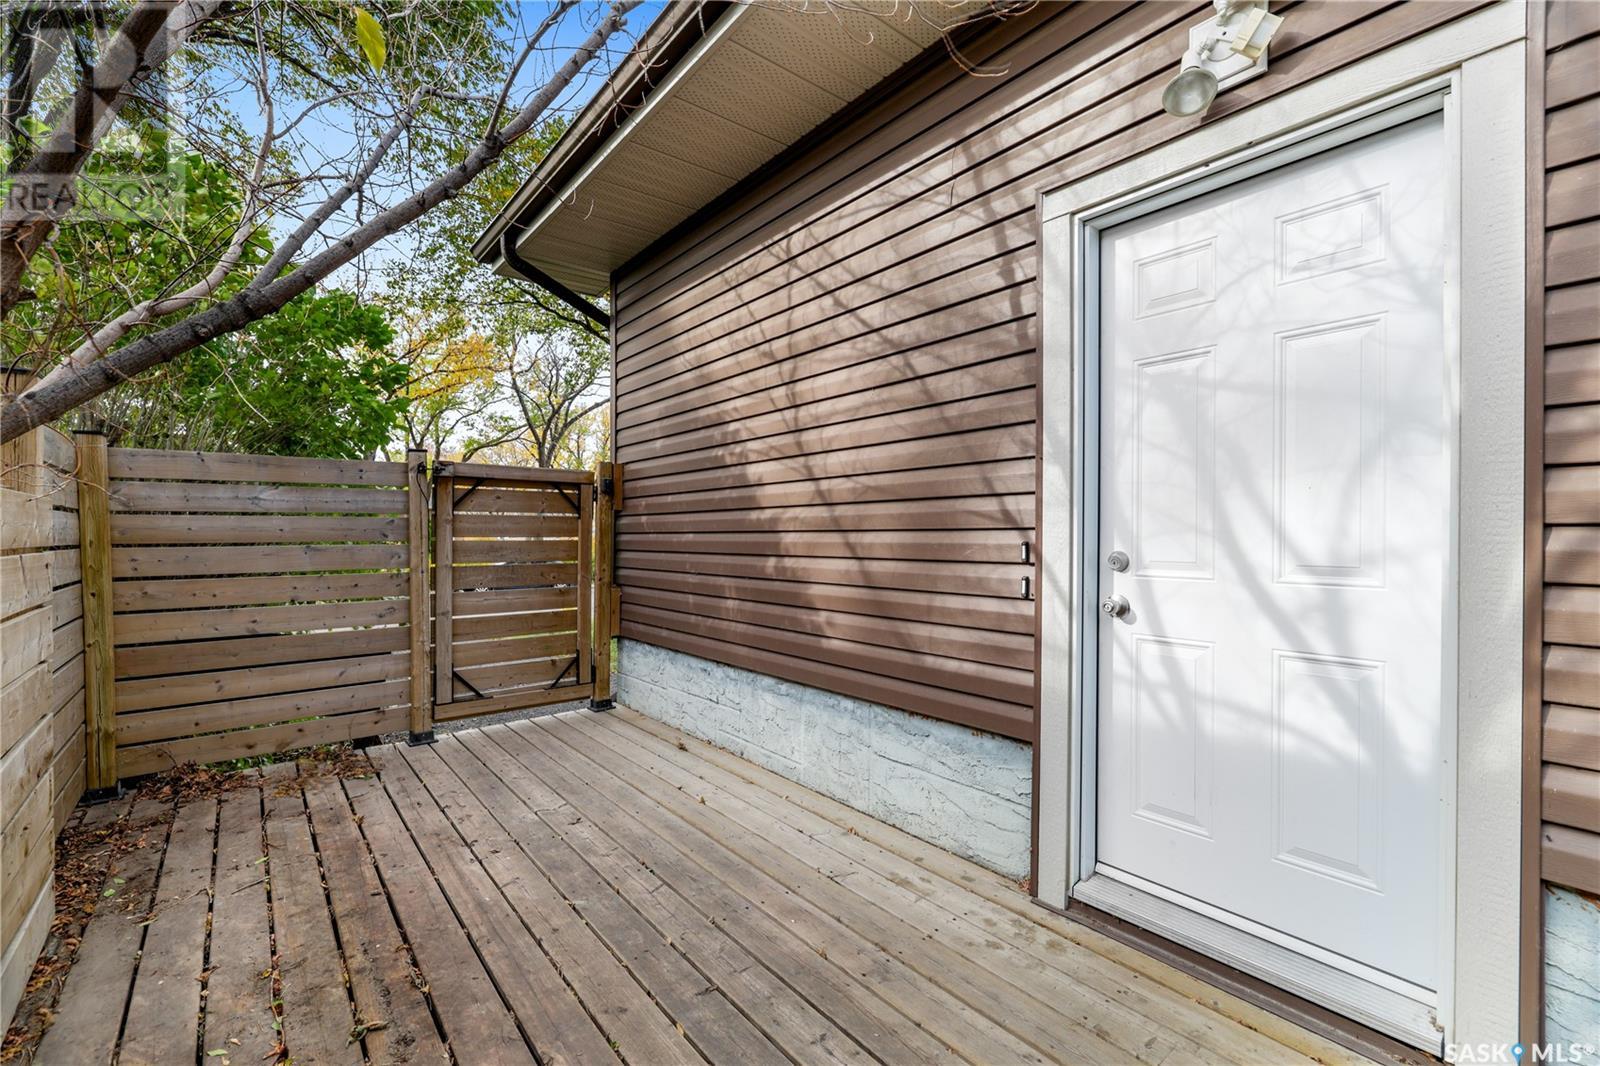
[453,477,486,510]
[548,655,580,690]
[452,669,486,701]
[555,486,580,513]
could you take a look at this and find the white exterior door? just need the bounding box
[1094,115,1447,991]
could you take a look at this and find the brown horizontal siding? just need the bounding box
[618,529,1032,564]
[621,584,1034,670]
[611,1,1483,738]
[1547,159,1600,228]
[1547,343,1600,405]
[622,460,1037,515]
[1543,764,1600,834]
[1543,822,1600,895]
[625,425,1034,499]
[617,355,1035,466]
[616,314,1033,424]
[1539,6,1600,897]
[1545,584,1600,646]
[616,494,1036,533]
[1544,703,1600,772]
[622,390,1037,482]
[617,567,1034,635]
[616,550,1028,600]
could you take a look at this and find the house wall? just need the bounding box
[1536,0,1600,1042]
[609,4,1486,765]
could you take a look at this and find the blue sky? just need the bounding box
[204,2,671,274]
[534,1,669,113]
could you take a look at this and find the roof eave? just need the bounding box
[470,1,729,266]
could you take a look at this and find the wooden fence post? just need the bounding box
[590,461,616,711]
[75,429,118,796]
[406,449,435,745]
[0,364,40,493]
[578,474,593,685]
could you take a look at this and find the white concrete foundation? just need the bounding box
[616,640,1032,877]
[1545,884,1600,1045]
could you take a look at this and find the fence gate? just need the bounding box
[428,462,611,734]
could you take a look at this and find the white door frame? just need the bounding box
[1036,3,1527,1051]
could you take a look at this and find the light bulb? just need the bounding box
[1162,52,1220,118]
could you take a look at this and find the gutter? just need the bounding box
[498,232,611,330]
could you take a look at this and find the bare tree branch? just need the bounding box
[1,0,221,316]
[2,0,642,443]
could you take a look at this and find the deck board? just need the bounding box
[343,773,533,1066]
[420,737,787,1064]
[367,749,621,1066]
[586,711,1283,1065]
[521,715,1125,1066]
[393,743,705,1066]
[119,797,216,1066]
[24,708,1368,1065]
[451,727,875,1066]
[33,798,165,1066]
[303,776,447,1064]
[201,787,277,1063]
[265,781,364,1066]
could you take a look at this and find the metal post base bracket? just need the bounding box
[408,730,437,746]
[589,698,615,712]
[81,784,124,805]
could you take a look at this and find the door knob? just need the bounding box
[1101,594,1130,619]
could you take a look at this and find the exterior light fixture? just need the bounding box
[1162,0,1285,118]
[1163,49,1220,118]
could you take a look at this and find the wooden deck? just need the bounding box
[21,708,1369,1065]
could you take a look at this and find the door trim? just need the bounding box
[1035,4,1527,1052]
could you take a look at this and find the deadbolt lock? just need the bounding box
[1108,550,1130,572]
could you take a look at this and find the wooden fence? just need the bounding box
[1,400,86,1024]
[105,449,424,775]
[57,446,618,778]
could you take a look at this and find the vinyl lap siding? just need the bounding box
[610,1,1484,742]
[1540,0,1600,896]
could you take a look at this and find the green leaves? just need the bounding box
[353,7,386,72]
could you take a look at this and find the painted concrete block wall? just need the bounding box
[1545,885,1600,1045]
[616,640,1032,877]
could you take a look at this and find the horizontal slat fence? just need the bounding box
[1,391,87,1027]
[42,434,86,829]
[105,449,418,775]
